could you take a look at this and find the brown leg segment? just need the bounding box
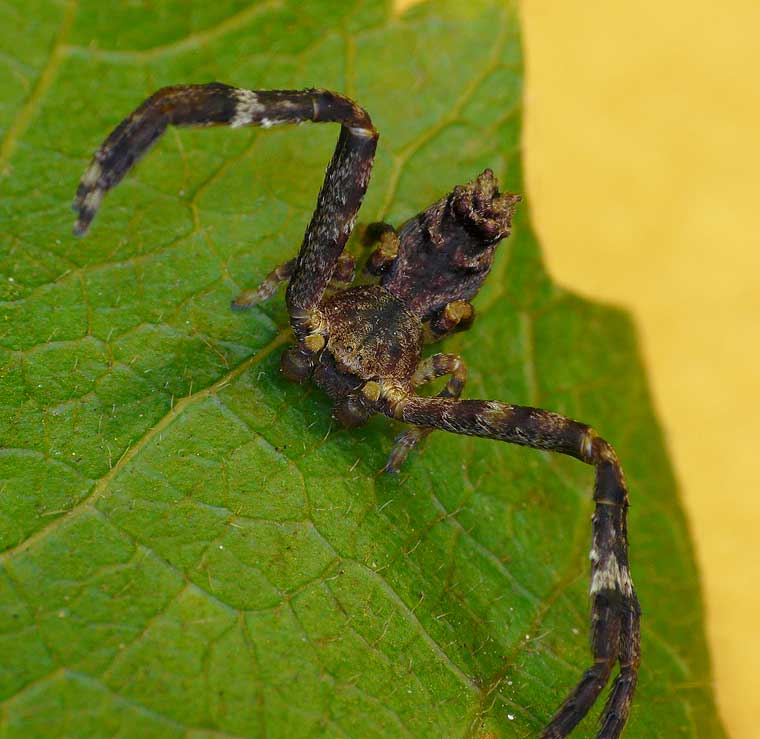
[387,396,640,738]
[231,252,355,311]
[425,300,475,342]
[231,258,296,310]
[284,118,377,340]
[72,83,378,344]
[329,253,356,288]
[385,353,467,472]
[363,222,400,276]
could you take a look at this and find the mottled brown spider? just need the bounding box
[72,83,641,738]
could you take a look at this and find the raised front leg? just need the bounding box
[285,116,376,341]
[72,83,378,341]
[385,353,467,472]
[384,395,640,738]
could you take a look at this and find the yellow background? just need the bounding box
[396,0,759,736]
[520,2,759,736]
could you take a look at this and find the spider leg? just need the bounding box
[329,252,356,288]
[596,604,640,738]
[72,83,378,344]
[231,258,296,310]
[385,353,467,472]
[424,300,475,343]
[381,395,640,738]
[232,252,354,311]
[362,222,399,275]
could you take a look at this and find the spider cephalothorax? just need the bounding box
[73,83,641,739]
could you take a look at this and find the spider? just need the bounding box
[72,83,641,739]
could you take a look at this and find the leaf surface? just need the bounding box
[0,1,725,737]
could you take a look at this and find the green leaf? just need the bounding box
[0,1,725,737]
